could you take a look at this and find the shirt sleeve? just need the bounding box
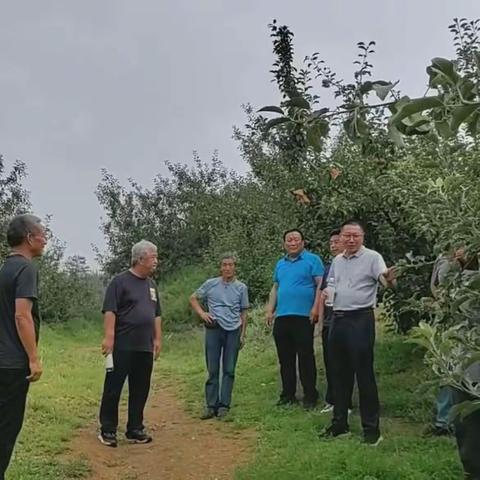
[273,261,280,283]
[102,277,119,314]
[15,264,38,300]
[195,279,213,302]
[240,285,250,310]
[436,259,451,285]
[327,260,336,288]
[311,255,325,278]
[371,253,388,280]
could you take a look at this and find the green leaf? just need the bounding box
[359,81,373,95]
[306,120,329,152]
[450,400,480,420]
[258,105,285,115]
[359,80,394,100]
[467,111,480,136]
[389,96,443,126]
[284,96,310,109]
[355,116,369,136]
[474,51,480,71]
[265,117,291,130]
[459,79,476,101]
[310,108,330,118]
[450,105,478,133]
[428,57,459,86]
[387,124,405,147]
[466,273,480,290]
[343,116,356,141]
[371,81,395,101]
[435,120,454,139]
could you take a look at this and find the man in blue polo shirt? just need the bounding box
[266,229,325,408]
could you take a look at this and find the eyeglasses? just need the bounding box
[341,234,363,240]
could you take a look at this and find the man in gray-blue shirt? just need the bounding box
[190,255,249,420]
[320,221,396,446]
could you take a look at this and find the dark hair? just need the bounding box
[329,228,341,238]
[283,229,305,242]
[220,253,237,265]
[6,214,42,247]
[340,220,365,232]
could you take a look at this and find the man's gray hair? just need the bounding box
[220,253,237,265]
[131,240,157,266]
[7,214,43,247]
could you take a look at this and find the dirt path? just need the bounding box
[65,387,255,480]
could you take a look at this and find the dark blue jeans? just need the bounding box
[204,326,241,410]
[435,385,455,430]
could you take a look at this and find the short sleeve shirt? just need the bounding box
[274,250,324,318]
[0,255,41,368]
[102,271,161,352]
[195,277,249,331]
[328,246,387,311]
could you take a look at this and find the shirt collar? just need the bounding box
[342,246,365,259]
[284,250,305,262]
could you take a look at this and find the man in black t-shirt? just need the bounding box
[0,214,46,480]
[98,240,162,448]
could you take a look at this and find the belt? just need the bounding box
[333,307,374,317]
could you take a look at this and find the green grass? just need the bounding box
[8,321,103,480]
[7,311,463,479]
[158,311,463,480]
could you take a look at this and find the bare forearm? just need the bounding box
[380,274,397,289]
[189,295,206,316]
[318,295,325,323]
[104,312,116,340]
[267,285,277,314]
[313,286,323,312]
[240,311,248,337]
[15,314,38,362]
[155,316,162,342]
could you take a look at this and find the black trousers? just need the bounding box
[273,315,318,403]
[322,325,334,405]
[322,324,354,407]
[330,309,379,435]
[0,368,30,480]
[453,389,480,479]
[99,350,153,434]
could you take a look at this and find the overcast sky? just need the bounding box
[1,0,478,265]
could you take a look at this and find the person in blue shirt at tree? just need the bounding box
[266,229,325,409]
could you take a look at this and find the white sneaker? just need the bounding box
[320,403,334,414]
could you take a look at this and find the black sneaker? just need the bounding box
[319,425,351,439]
[125,429,152,444]
[276,397,298,407]
[98,431,118,448]
[200,407,217,420]
[363,432,384,446]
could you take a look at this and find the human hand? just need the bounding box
[27,358,43,382]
